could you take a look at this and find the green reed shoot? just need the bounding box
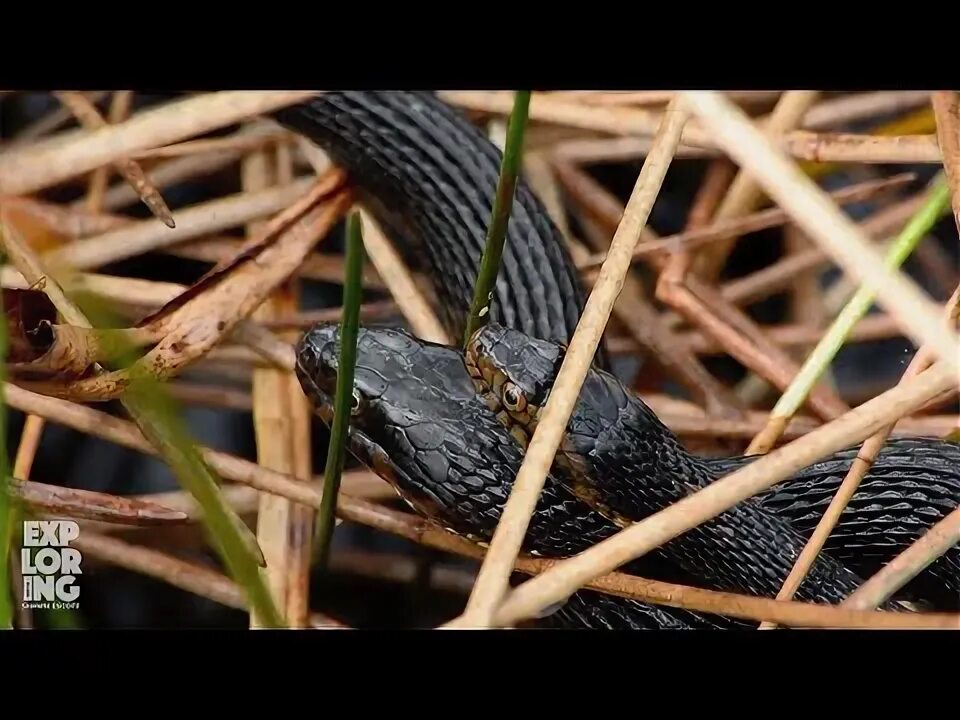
[767,173,952,425]
[79,294,285,628]
[314,210,365,570]
[463,90,532,347]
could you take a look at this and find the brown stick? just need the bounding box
[931,92,960,235]
[454,99,693,628]
[55,91,175,229]
[492,360,958,626]
[682,91,959,373]
[760,283,960,628]
[551,159,744,416]
[71,532,344,628]
[0,91,317,195]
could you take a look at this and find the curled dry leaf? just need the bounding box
[8,476,188,526]
[18,171,352,402]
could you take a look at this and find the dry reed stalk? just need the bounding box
[550,158,743,415]
[12,478,187,525]
[24,178,350,402]
[932,92,960,234]
[1,195,130,238]
[783,130,941,164]
[681,313,903,354]
[93,123,282,212]
[760,284,960,628]
[358,210,451,345]
[70,531,344,627]
[166,238,387,291]
[244,147,289,628]
[552,137,715,164]
[4,382,955,629]
[46,178,315,271]
[681,91,959,373]
[127,130,292,160]
[716,193,929,310]
[85,91,134,213]
[0,91,108,151]
[55,92,175,229]
[442,91,944,164]
[453,99,693,628]
[555,157,848,420]
[10,412,48,629]
[490,360,958,626]
[578,172,915,271]
[641,395,956,442]
[801,91,933,130]
[310,483,960,629]
[694,91,820,280]
[0,91,317,195]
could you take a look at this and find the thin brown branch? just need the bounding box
[760,283,960,628]
[22,179,351,401]
[455,99,692,627]
[578,172,916,271]
[681,91,959,373]
[555,147,849,420]
[45,178,315,271]
[5,379,956,629]
[842,503,960,612]
[127,130,292,160]
[550,159,744,416]
[931,91,960,234]
[1,91,109,150]
[680,313,903,355]
[71,532,344,628]
[802,91,933,130]
[55,91,175,228]
[85,91,134,213]
[92,122,282,212]
[441,91,944,164]
[491,360,958,626]
[358,210,451,345]
[11,477,188,525]
[694,91,820,280]
[0,91,317,195]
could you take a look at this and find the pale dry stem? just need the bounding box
[681,91,959,373]
[760,283,960,628]
[454,98,692,627]
[55,91,175,228]
[932,91,960,234]
[695,90,821,280]
[491,361,958,626]
[0,91,317,195]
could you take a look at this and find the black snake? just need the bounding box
[273,91,960,627]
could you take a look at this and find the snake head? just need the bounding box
[295,322,514,539]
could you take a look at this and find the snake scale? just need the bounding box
[272,91,960,627]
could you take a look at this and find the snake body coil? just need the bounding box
[275,92,960,627]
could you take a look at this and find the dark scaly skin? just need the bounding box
[276,92,959,622]
[468,323,959,609]
[271,91,608,369]
[296,324,748,629]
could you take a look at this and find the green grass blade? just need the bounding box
[463,90,532,347]
[314,210,365,570]
[0,281,12,629]
[79,296,285,628]
[769,173,952,422]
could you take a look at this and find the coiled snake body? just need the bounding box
[274,91,960,627]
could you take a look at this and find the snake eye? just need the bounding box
[501,382,527,412]
[350,389,363,415]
